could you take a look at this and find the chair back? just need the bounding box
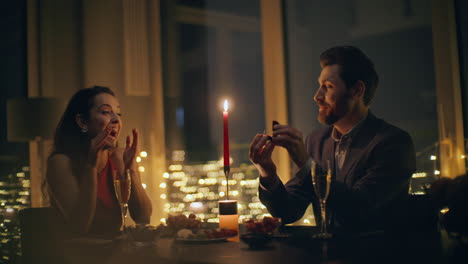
[19,207,67,264]
[408,194,439,230]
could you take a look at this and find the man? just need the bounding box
[249,46,416,233]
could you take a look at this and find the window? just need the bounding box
[161,0,269,222]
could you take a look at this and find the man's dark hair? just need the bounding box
[320,46,379,105]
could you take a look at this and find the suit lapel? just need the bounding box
[337,143,363,183]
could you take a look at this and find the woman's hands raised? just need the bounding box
[123,129,139,170]
[87,124,114,167]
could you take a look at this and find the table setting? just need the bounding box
[57,210,451,264]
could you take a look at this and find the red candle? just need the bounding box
[223,100,230,167]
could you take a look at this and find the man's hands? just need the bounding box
[271,123,309,169]
[249,134,276,178]
[249,122,309,178]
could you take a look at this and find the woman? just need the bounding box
[45,86,152,237]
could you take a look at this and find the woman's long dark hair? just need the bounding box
[50,86,115,171]
[44,86,115,208]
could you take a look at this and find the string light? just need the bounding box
[412,172,427,178]
[140,151,148,157]
[172,150,185,162]
[190,202,203,209]
[440,207,450,214]
[169,165,183,171]
[138,166,145,172]
[136,157,142,162]
[0,164,33,260]
[161,160,298,225]
[430,155,437,160]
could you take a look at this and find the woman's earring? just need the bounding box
[81,127,88,133]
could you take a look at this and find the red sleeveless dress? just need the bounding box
[97,158,118,208]
[88,158,122,237]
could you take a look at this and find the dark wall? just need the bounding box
[0,0,29,173]
[456,0,468,138]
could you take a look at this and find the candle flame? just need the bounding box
[223,100,229,112]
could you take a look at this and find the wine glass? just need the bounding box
[311,160,332,239]
[114,169,132,233]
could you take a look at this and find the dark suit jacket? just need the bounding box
[259,112,416,233]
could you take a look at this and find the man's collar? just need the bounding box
[331,111,369,142]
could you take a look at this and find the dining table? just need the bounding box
[56,225,466,264]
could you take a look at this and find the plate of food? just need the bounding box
[175,228,238,243]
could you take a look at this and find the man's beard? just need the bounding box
[318,108,340,125]
[317,92,352,125]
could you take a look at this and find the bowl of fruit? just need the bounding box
[241,217,281,249]
[166,213,202,233]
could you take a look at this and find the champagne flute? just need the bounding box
[114,169,132,233]
[311,160,332,239]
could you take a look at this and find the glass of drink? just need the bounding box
[311,160,332,239]
[114,169,132,232]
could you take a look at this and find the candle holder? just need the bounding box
[219,200,239,242]
[224,166,230,200]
